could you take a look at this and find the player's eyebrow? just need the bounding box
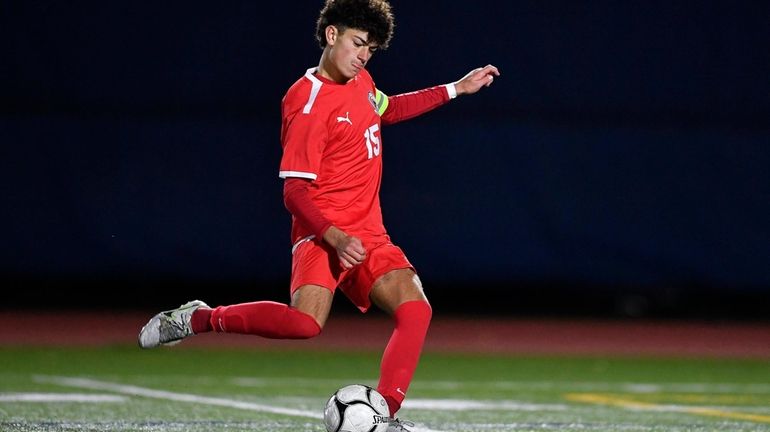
[353,35,376,47]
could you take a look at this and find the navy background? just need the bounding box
[2,1,769,317]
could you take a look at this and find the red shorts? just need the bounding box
[290,236,414,312]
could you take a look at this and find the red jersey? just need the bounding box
[280,67,452,245]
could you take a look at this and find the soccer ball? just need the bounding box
[324,384,390,432]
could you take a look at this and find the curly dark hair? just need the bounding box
[315,0,395,49]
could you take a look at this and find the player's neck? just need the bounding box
[317,52,349,84]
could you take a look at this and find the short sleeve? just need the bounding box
[279,109,329,180]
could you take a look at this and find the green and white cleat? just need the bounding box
[138,300,209,349]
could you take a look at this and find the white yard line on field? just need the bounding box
[231,378,568,412]
[404,399,567,411]
[35,375,322,419]
[35,376,447,432]
[0,393,126,403]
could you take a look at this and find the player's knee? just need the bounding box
[298,323,322,339]
[395,299,432,329]
[302,320,323,339]
[293,309,324,339]
[413,300,432,326]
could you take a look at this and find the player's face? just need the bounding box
[327,27,378,80]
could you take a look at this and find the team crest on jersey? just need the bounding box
[368,91,377,113]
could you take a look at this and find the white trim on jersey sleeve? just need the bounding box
[302,68,323,114]
[279,170,318,180]
[445,83,457,99]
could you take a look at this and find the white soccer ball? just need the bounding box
[324,384,390,432]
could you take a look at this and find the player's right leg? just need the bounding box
[203,285,331,338]
[195,238,339,338]
[138,289,330,349]
[290,284,335,328]
[138,238,339,348]
[199,238,339,337]
[195,239,337,338]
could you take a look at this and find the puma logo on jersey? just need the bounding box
[336,112,352,125]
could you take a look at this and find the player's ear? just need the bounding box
[325,25,338,46]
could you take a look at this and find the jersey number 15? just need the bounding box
[364,124,380,159]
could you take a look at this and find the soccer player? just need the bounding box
[138,0,498,430]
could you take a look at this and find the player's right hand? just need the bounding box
[336,235,366,269]
[324,226,367,269]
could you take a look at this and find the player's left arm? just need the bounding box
[380,64,500,125]
[452,64,500,96]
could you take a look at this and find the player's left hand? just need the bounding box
[453,64,500,96]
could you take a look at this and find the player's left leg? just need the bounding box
[369,268,432,417]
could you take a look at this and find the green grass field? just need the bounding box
[2,346,770,431]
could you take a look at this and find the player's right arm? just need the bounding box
[283,178,366,269]
[280,74,367,269]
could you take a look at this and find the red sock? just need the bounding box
[191,308,213,334]
[377,300,432,415]
[207,301,321,339]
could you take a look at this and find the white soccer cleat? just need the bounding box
[385,417,415,432]
[138,300,209,349]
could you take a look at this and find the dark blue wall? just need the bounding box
[3,1,769,315]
